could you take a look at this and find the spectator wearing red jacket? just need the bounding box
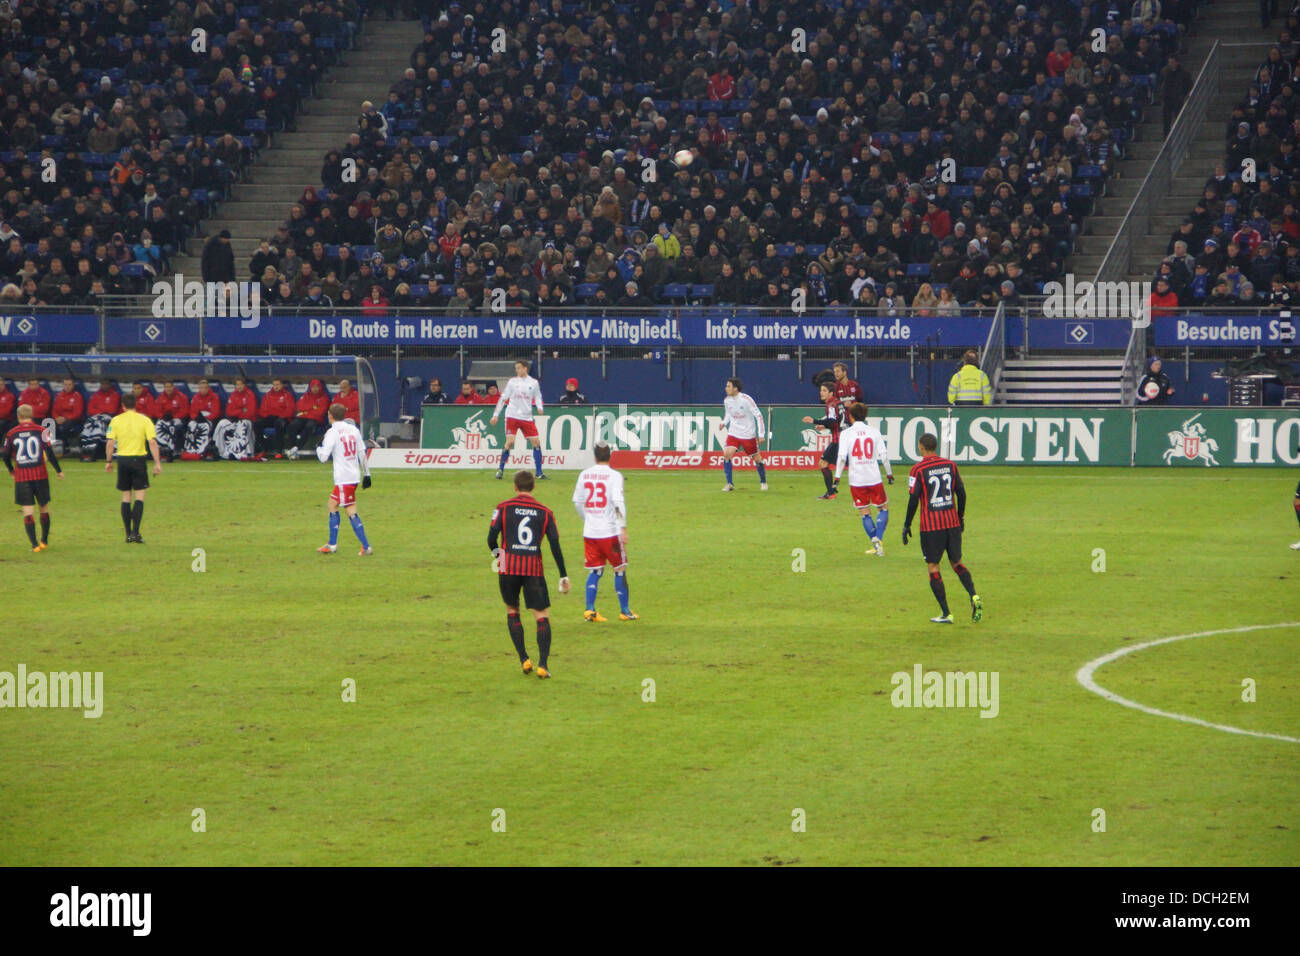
[131,382,159,419]
[1045,38,1072,77]
[286,378,331,452]
[224,378,258,421]
[454,380,480,404]
[87,380,122,418]
[362,286,389,315]
[257,378,297,455]
[19,378,51,419]
[0,378,17,435]
[707,67,735,100]
[155,381,190,461]
[923,201,952,240]
[185,379,223,459]
[335,378,361,424]
[52,378,85,450]
[1148,277,1181,318]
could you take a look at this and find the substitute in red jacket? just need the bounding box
[184,379,223,459]
[285,378,331,452]
[87,380,122,418]
[52,378,85,450]
[0,378,16,435]
[18,379,51,419]
[335,378,361,424]
[224,378,258,421]
[155,381,190,461]
[257,378,297,455]
[131,382,159,419]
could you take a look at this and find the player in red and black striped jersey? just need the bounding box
[902,433,982,624]
[832,362,864,412]
[3,404,64,552]
[488,470,571,678]
[802,381,844,499]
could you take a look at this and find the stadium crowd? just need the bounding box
[239,0,1199,315]
[1153,12,1300,309]
[0,374,361,460]
[0,0,361,306]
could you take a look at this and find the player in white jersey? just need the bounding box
[315,403,373,555]
[833,402,894,556]
[490,358,547,480]
[717,377,767,491]
[572,441,637,621]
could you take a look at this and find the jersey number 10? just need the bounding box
[342,436,357,456]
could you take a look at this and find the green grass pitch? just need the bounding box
[0,462,1296,866]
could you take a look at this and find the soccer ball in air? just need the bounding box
[674,149,694,167]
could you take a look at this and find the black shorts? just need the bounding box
[498,573,550,611]
[821,441,839,466]
[14,479,50,507]
[920,527,962,565]
[115,456,149,491]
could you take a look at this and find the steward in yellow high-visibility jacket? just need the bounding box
[948,350,992,405]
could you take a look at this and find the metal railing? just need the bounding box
[1120,324,1149,405]
[980,300,1007,395]
[1093,41,1222,284]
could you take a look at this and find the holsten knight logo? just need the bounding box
[1042,274,1151,327]
[1162,413,1219,467]
[151,274,261,328]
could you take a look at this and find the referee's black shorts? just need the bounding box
[498,573,550,611]
[920,527,962,565]
[14,478,50,507]
[820,441,839,466]
[115,455,150,491]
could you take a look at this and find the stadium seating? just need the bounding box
[239,2,1193,311]
[0,0,363,304]
[1163,35,1300,308]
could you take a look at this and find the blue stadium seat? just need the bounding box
[661,283,688,301]
[906,263,931,277]
[575,283,599,299]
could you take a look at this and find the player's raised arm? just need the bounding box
[612,473,627,530]
[834,432,850,482]
[904,468,922,530]
[316,425,337,463]
[572,472,587,522]
[491,380,510,420]
[544,512,568,579]
[43,433,63,477]
[747,395,765,439]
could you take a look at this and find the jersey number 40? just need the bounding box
[850,436,875,459]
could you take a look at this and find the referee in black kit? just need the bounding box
[105,392,163,543]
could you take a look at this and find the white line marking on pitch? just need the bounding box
[1076,622,1300,744]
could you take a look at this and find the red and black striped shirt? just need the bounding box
[905,455,965,532]
[3,422,61,483]
[488,493,568,578]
